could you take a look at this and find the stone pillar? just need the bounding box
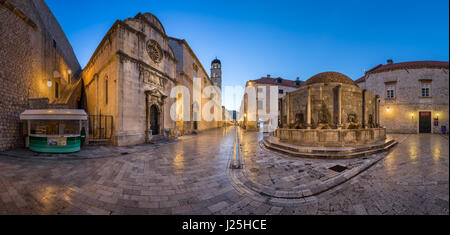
[337,85,342,129]
[145,93,151,142]
[286,93,291,128]
[307,86,311,129]
[375,95,380,127]
[362,89,367,129]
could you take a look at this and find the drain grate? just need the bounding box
[121,152,129,155]
[329,165,347,173]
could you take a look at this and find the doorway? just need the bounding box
[419,111,431,133]
[150,105,160,135]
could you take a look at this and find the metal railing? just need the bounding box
[88,115,113,141]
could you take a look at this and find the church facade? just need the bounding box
[82,13,223,146]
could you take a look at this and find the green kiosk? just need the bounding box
[20,109,88,153]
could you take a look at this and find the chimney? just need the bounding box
[387,59,393,65]
[267,74,271,78]
[296,77,300,81]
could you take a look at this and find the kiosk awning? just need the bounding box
[20,109,88,120]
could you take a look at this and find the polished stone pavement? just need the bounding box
[0,127,448,214]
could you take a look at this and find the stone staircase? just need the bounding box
[87,140,112,146]
[262,136,397,159]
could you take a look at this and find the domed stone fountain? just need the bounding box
[263,72,397,158]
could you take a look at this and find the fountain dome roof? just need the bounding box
[303,72,356,86]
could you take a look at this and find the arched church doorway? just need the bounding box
[150,105,160,135]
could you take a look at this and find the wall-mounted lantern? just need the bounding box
[410,112,414,119]
[386,107,390,113]
[46,80,53,87]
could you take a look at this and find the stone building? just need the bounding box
[83,13,222,146]
[240,75,302,131]
[0,0,82,151]
[210,58,222,90]
[82,13,178,146]
[356,60,449,134]
[168,37,222,134]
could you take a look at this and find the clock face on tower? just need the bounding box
[146,40,162,63]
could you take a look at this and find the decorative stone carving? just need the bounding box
[346,113,361,129]
[368,114,376,128]
[293,113,306,129]
[317,102,332,129]
[146,40,162,63]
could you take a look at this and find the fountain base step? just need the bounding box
[262,136,397,159]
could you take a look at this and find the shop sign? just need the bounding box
[48,137,67,146]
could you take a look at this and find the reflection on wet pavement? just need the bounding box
[0,128,448,214]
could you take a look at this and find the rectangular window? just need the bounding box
[279,89,284,94]
[386,85,395,98]
[257,87,263,93]
[421,83,430,97]
[257,100,263,110]
[193,71,197,80]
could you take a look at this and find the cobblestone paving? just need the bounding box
[0,127,448,214]
[240,131,389,194]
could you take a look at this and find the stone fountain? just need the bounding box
[263,72,397,158]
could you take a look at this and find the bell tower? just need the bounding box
[210,57,222,90]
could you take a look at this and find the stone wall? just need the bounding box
[0,0,81,151]
[276,128,386,147]
[82,13,180,146]
[282,82,377,129]
[363,68,449,133]
[169,38,221,134]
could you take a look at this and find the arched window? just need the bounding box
[105,78,108,105]
[55,82,59,99]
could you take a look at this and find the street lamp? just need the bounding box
[68,69,72,80]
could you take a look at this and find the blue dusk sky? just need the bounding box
[46,0,449,111]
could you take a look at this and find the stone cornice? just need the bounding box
[123,18,177,63]
[0,0,38,31]
[117,50,176,83]
[367,65,449,75]
[168,37,212,83]
[84,20,120,71]
[133,13,166,38]
[84,20,176,72]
